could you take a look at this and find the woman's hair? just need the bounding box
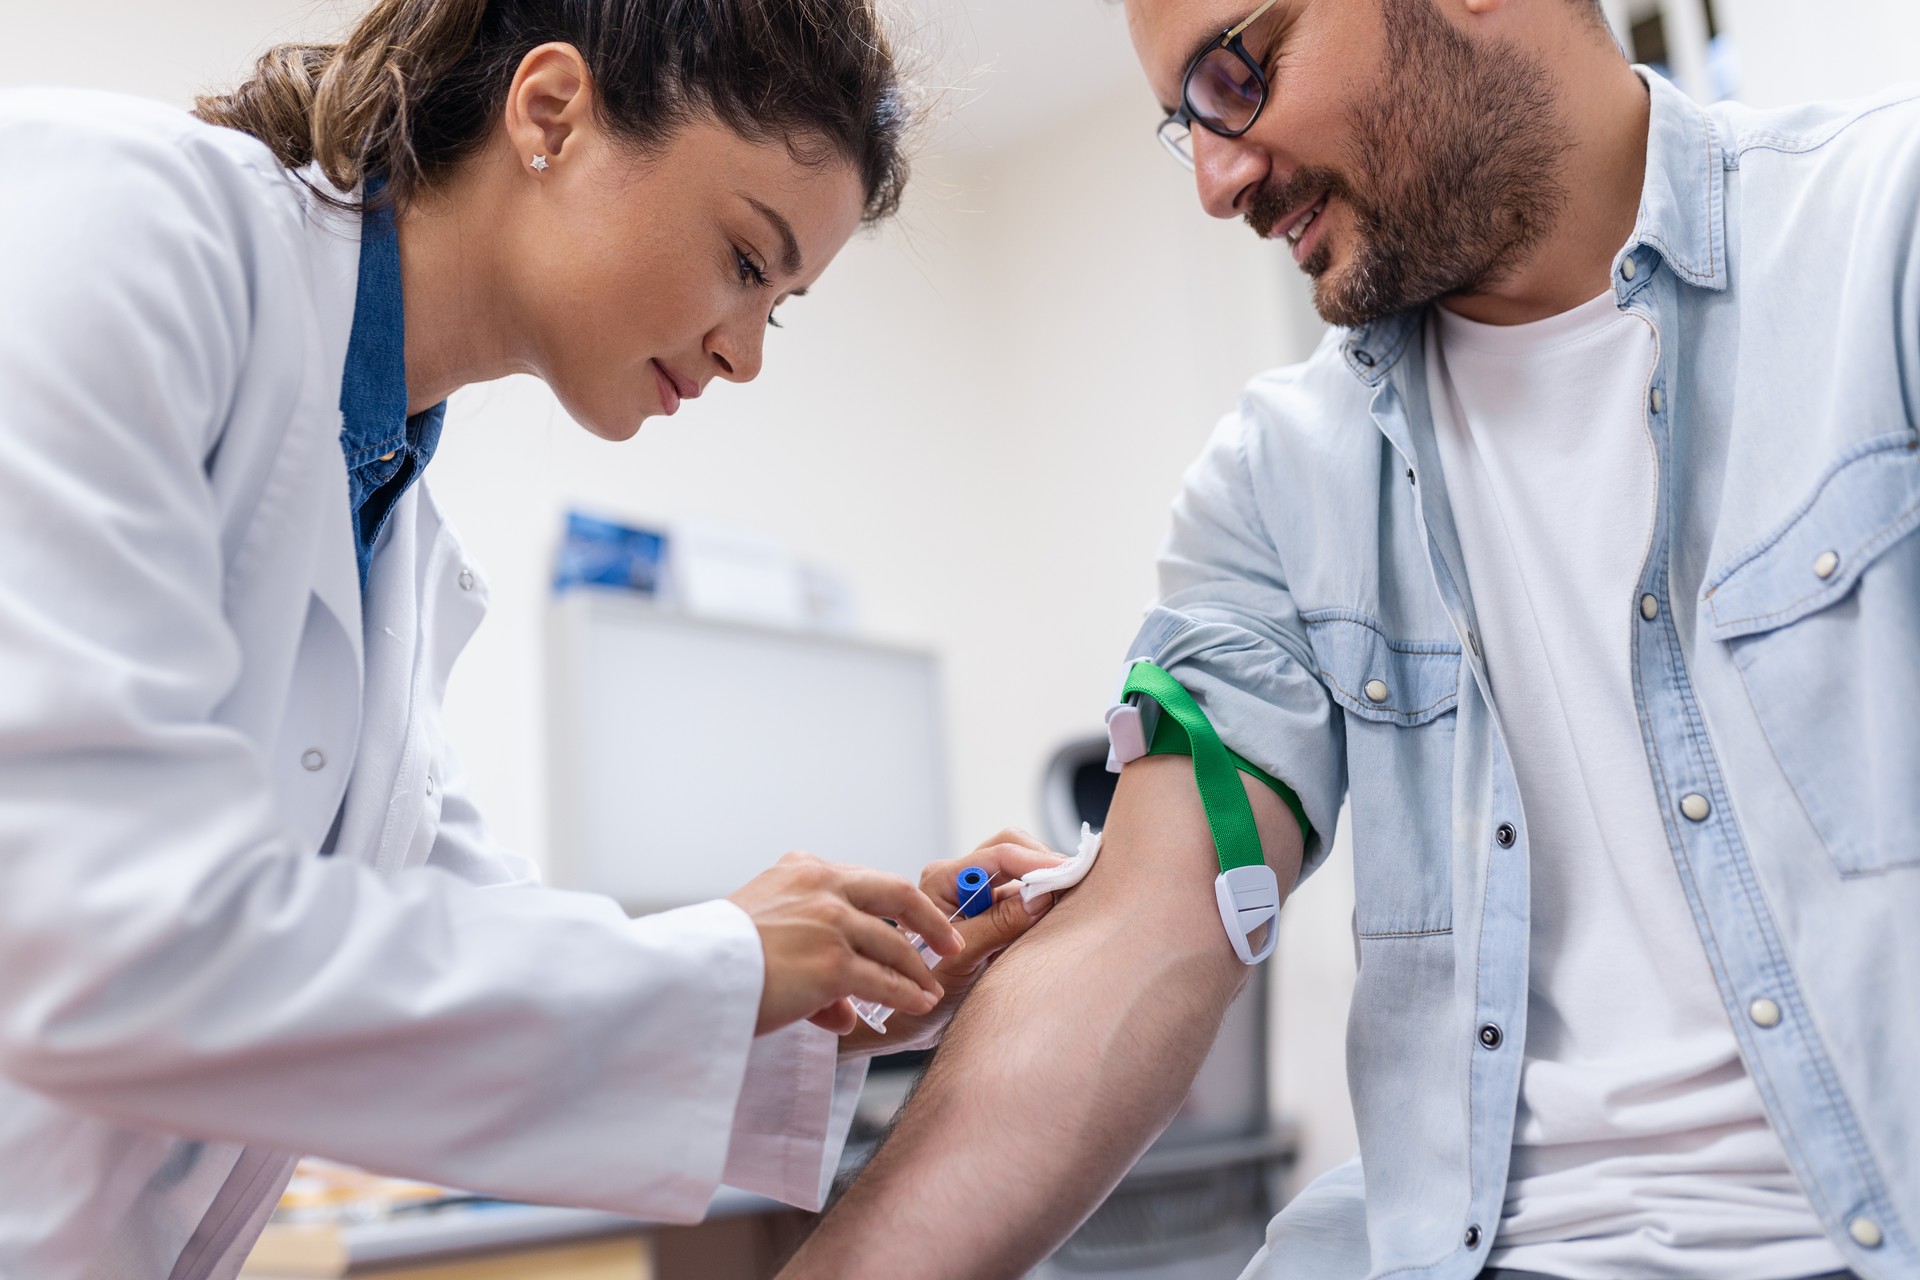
[194,0,912,222]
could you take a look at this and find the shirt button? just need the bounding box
[1354,349,1376,368]
[1849,1216,1884,1249]
[1650,386,1664,415]
[1621,257,1638,281]
[458,568,476,591]
[1467,631,1481,657]
[1464,1224,1483,1250]
[1495,823,1517,848]
[1680,793,1711,822]
[1364,679,1390,703]
[1813,550,1840,580]
[300,749,326,772]
[1749,997,1782,1028]
[1640,593,1660,621]
[1478,1023,1503,1050]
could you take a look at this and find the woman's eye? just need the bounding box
[735,249,771,288]
[766,308,785,330]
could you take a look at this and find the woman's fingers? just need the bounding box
[920,839,1069,906]
[936,881,1056,979]
[809,999,860,1036]
[839,867,963,956]
[970,825,1053,855]
[842,952,941,1015]
[843,907,944,1002]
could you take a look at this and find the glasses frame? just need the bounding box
[1157,0,1284,170]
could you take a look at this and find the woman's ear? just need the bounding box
[504,42,597,171]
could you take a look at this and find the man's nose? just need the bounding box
[1192,129,1268,221]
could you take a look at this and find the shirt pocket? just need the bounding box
[1702,430,1920,875]
[1304,610,1463,937]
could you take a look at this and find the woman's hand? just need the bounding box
[835,829,1068,1057]
[728,853,965,1036]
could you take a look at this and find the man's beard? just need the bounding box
[1249,0,1573,329]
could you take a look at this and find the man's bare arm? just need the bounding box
[780,755,1304,1280]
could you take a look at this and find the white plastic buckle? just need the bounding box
[1214,864,1281,965]
[1105,662,1163,773]
[1105,700,1146,772]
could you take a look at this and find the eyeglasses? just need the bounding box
[1156,0,1282,171]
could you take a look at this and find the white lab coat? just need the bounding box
[0,90,864,1280]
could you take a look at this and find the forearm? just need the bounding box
[782,758,1300,1280]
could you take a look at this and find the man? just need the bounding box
[781,0,1919,1276]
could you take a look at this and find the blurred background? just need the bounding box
[5,1,1914,1275]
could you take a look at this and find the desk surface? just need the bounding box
[252,1125,1298,1271]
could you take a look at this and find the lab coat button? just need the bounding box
[1364,679,1390,703]
[1680,793,1711,822]
[1813,551,1840,580]
[458,567,476,591]
[300,749,326,772]
[1640,593,1659,621]
[1849,1217,1884,1249]
[1495,823,1517,849]
[1749,997,1782,1028]
[425,774,435,796]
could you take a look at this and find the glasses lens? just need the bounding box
[1185,46,1263,134]
[1157,117,1195,169]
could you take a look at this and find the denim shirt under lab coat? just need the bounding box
[1129,71,1920,1280]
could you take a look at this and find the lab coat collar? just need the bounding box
[294,164,369,691]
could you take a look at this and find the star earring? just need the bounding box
[530,155,549,172]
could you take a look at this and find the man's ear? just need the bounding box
[503,41,597,169]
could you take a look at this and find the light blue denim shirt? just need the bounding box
[1129,72,1920,1280]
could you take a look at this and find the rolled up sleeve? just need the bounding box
[1126,410,1345,876]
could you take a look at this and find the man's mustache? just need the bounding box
[1245,167,1352,239]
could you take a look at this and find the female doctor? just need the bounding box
[0,2,1061,1276]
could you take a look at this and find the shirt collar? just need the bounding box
[1342,66,1730,384]
[339,186,423,462]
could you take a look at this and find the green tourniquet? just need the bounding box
[1124,664,1314,860]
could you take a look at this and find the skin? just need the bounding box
[783,760,1298,1277]
[396,43,867,435]
[781,2,1653,1276]
[1136,0,1648,326]
[387,44,1053,1040]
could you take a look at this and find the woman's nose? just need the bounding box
[706,317,765,385]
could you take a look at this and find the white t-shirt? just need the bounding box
[1425,292,1845,1280]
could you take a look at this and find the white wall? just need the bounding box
[1719,0,1919,106]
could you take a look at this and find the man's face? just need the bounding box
[1128,0,1573,327]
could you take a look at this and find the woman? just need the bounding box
[0,2,1060,1276]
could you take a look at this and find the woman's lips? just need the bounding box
[651,359,682,416]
